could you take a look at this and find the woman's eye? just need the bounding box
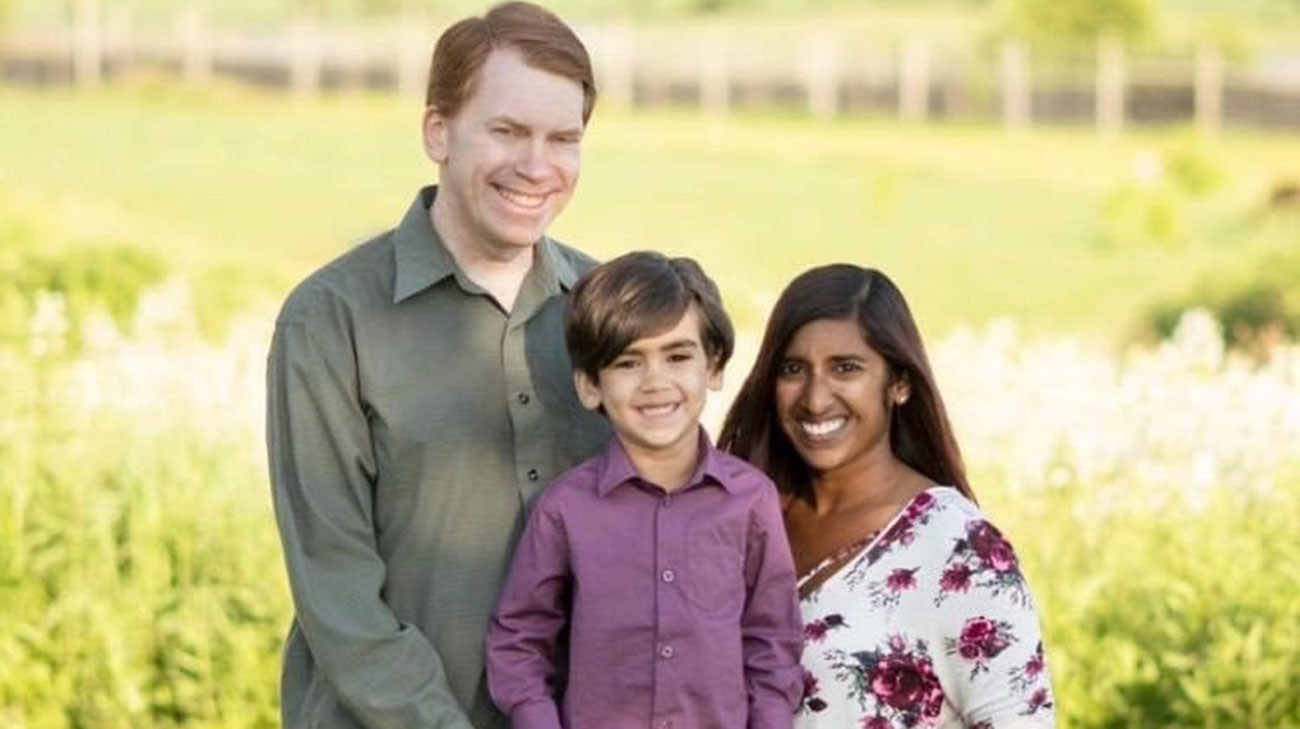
[777,361,802,377]
[834,361,863,374]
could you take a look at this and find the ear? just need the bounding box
[422,106,449,165]
[889,373,912,406]
[573,370,603,412]
[706,361,724,392]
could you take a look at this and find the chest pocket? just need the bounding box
[685,542,745,619]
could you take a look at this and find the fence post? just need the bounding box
[72,0,103,87]
[898,35,930,123]
[803,35,839,120]
[699,27,729,116]
[178,6,212,87]
[104,3,133,80]
[1195,42,1223,137]
[1000,39,1030,130]
[1096,35,1125,137]
[396,13,429,101]
[289,16,322,99]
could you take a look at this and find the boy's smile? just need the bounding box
[575,305,723,485]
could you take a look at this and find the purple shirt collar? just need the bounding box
[595,428,736,497]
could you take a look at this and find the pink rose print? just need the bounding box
[1024,687,1053,715]
[968,522,1018,573]
[886,568,918,592]
[804,614,847,643]
[946,617,1017,678]
[803,669,828,712]
[957,617,1011,662]
[940,565,972,593]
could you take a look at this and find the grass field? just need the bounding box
[2,86,1299,728]
[2,86,1296,338]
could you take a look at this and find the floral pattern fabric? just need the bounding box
[797,487,1056,729]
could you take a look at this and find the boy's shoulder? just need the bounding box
[530,449,610,515]
[707,447,779,501]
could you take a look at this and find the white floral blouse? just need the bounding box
[796,487,1056,729]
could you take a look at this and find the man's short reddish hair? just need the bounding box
[426,1,597,124]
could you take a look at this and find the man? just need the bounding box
[266,3,610,727]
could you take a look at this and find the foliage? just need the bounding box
[1145,247,1300,354]
[4,277,1300,725]
[1098,141,1227,250]
[1001,0,1160,48]
[0,203,166,352]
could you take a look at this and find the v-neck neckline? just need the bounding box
[797,486,944,601]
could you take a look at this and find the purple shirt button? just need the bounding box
[661,569,675,583]
[659,645,675,659]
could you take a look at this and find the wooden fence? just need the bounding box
[3,4,1299,132]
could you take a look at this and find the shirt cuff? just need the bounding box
[510,699,563,729]
[748,698,796,729]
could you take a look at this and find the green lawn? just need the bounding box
[1,86,1295,337]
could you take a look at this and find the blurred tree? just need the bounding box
[1003,0,1158,48]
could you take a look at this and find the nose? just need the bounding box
[515,139,551,182]
[639,359,671,392]
[799,370,834,414]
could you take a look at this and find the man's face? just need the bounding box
[424,48,585,257]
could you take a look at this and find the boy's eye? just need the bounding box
[668,351,694,363]
[612,358,638,369]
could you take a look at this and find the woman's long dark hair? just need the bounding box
[718,265,972,505]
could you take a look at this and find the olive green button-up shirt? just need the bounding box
[267,186,611,729]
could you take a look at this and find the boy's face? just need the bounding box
[575,305,723,462]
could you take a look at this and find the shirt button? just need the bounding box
[661,569,675,583]
[659,645,675,659]
[517,392,530,404]
[527,469,539,482]
[657,721,671,729]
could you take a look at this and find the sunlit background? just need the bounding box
[2,0,1298,726]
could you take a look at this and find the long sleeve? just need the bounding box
[741,487,803,729]
[933,519,1056,729]
[267,308,474,729]
[484,496,571,729]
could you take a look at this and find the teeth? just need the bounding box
[639,404,676,417]
[801,418,846,437]
[497,186,546,208]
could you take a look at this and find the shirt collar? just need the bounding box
[595,428,736,497]
[392,185,581,303]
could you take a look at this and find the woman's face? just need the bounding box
[774,318,908,478]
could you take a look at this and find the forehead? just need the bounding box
[462,48,585,127]
[624,305,704,351]
[784,318,877,358]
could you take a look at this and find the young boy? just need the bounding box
[486,252,803,729]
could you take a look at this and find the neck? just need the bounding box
[810,446,923,517]
[624,432,702,494]
[430,194,534,311]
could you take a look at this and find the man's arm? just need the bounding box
[741,486,804,729]
[484,495,571,729]
[268,305,475,729]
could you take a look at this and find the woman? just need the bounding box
[720,265,1055,729]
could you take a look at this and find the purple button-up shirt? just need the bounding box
[486,431,803,729]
